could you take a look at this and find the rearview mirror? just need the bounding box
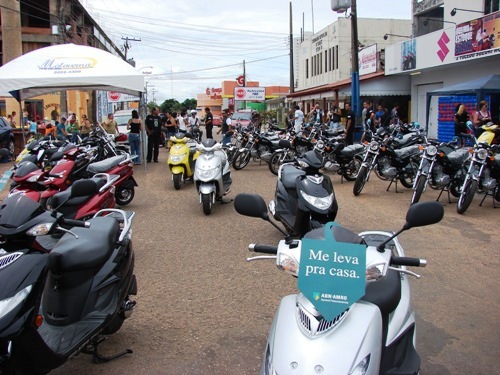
[405,201,444,229]
[234,193,269,220]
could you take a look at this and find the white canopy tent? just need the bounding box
[0,43,149,167]
[0,43,144,100]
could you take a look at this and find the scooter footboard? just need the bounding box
[263,295,382,375]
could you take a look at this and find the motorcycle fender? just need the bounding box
[198,183,216,195]
[265,295,382,375]
[170,166,185,176]
[120,176,138,189]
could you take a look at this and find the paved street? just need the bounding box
[1,146,498,374]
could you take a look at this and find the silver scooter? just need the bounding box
[193,139,232,215]
[234,193,444,375]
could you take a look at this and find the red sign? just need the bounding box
[236,75,245,86]
[235,88,246,99]
[108,92,121,101]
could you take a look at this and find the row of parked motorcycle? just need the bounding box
[0,125,139,374]
[165,119,498,374]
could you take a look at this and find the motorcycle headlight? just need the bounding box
[0,285,32,317]
[196,167,218,180]
[26,222,54,236]
[170,153,187,163]
[426,145,438,156]
[349,354,371,375]
[369,141,379,151]
[477,148,488,160]
[300,191,333,210]
[298,160,309,168]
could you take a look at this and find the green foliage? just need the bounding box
[158,98,197,115]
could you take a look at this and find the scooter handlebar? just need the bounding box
[249,244,278,254]
[391,256,426,267]
[60,217,91,228]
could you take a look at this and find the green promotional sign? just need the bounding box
[298,222,366,321]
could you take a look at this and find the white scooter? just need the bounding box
[234,193,444,375]
[193,139,232,215]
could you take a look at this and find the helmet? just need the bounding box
[191,110,197,115]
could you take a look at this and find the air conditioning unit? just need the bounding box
[331,0,351,13]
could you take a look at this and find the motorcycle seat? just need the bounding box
[86,154,127,174]
[51,177,107,210]
[48,216,120,273]
[281,165,305,190]
[341,144,364,157]
[391,132,417,148]
[362,269,401,316]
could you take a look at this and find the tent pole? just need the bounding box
[140,93,147,172]
[19,101,26,146]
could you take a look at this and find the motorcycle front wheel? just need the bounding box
[232,150,251,170]
[399,160,419,189]
[173,173,182,190]
[342,156,362,181]
[116,187,135,206]
[353,165,368,196]
[202,193,213,215]
[457,179,478,214]
[411,175,427,204]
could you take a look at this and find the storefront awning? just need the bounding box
[288,72,410,101]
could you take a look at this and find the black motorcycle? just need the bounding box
[321,136,365,181]
[232,129,281,170]
[457,143,500,213]
[0,180,137,374]
[268,131,319,175]
[353,132,421,196]
[267,147,338,238]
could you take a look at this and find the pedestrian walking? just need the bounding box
[204,107,214,139]
[145,107,162,163]
[127,109,142,165]
[294,105,304,133]
[344,102,355,146]
[102,113,118,135]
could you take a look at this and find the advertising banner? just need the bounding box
[233,87,265,101]
[107,92,140,103]
[455,12,500,61]
[358,44,377,76]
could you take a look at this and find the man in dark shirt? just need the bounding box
[204,107,214,139]
[361,100,375,143]
[344,102,355,145]
[145,107,162,163]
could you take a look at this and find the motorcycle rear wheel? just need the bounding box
[202,193,212,215]
[457,179,477,214]
[173,173,182,190]
[232,150,251,170]
[411,175,427,204]
[353,165,368,196]
[116,187,135,206]
[342,156,362,181]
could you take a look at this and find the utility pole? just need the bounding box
[121,36,141,61]
[243,60,246,110]
[350,0,360,118]
[289,2,294,93]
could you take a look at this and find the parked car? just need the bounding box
[231,110,253,129]
[0,116,15,156]
[112,110,132,152]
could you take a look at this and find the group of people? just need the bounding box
[454,100,493,145]
[50,113,92,143]
[129,106,234,165]
[291,101,401,146]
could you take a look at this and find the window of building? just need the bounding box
[335,46,339,70]
[0,101,5,117]
[319,53,322,74]
[325,51,328,73]
[20,0,50,28]
[485,0,500,13]
[306,58,309,78]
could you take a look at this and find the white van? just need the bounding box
[112,110,134,152]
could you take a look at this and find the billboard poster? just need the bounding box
[401,39,416,71]
[455,11,500,60]
[107,92,140,103]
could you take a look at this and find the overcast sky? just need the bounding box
[80,0,411,103]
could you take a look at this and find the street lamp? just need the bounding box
[383,33,411,40]
[450,8,484,17]
[423,18,456,26]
